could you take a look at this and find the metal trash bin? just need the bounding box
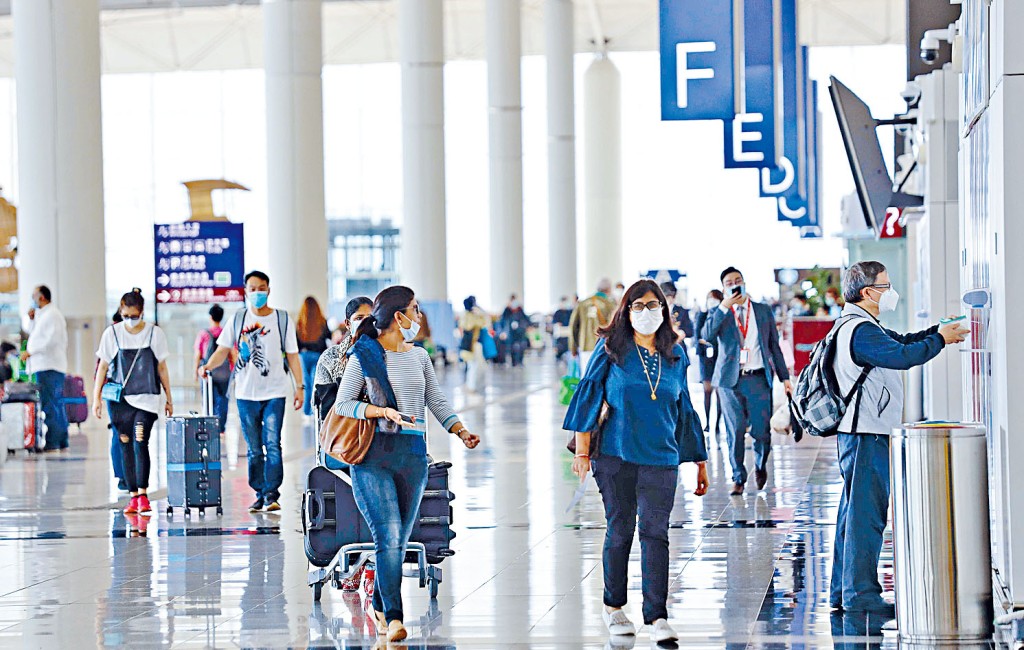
[891,423,993,644]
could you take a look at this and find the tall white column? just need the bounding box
[264,0,328,311]
[486,0,525,307]
[13,0,106,376]
[399,0,447,302]
[583,54,622,290]
[546,0,578,304]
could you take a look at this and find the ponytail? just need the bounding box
[354,314,380,341]
[353,285,416,343]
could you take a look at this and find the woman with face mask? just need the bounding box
[334,286,481,642]
[563,279,709,644]
[694,290,725,434]
[92,289,173,518]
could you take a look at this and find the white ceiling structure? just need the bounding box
[0,0,904,76]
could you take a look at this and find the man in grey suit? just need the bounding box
[701,267,792,495]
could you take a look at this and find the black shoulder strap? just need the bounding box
[234,308,247,348]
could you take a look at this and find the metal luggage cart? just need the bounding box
[302,417,447,602]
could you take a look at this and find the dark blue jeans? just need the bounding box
[211,378,230,433]
[718,374,773,484]
[36,370,68,449]
[236,398,286,502]
[299,351,320,416]
[108,402,124,480]
[830,433,890,610]
[592,454,678,625]
[350,433,429,624]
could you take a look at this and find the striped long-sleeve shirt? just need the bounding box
[335,346,461,433]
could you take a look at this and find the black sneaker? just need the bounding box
[117,479,129,491]
[248,498,264,513]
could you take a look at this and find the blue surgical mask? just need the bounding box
[399,316,421,343]
[30,299,40,310]
[249,291,269,309]
[726,284,746,298]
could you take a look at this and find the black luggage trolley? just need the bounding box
[302,429,457,602]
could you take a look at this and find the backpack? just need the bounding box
[233,308,291,375]
[791,316,872,437]
[202,329,233,383]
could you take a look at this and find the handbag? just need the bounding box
[480,329,498,360]
[320,395,378,465]
[102,328,147,403]
[566,403,610,459]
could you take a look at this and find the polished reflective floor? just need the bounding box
[0,355,909,648]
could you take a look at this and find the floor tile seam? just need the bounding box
[170,582,310,648]
[0,543,159,599]
[446,525,563,607]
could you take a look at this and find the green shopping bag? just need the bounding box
[559,358,582,406]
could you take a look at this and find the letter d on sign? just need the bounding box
[675,41,716,108]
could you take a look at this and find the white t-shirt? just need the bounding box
[97,323,169,414]
[217,307,299,401]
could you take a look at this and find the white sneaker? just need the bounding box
[602,607,636,636]
[650,619,678,643]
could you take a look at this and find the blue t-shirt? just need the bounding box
[562,339,707,467]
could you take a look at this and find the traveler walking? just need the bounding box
[193,304,233,435]
[200,271,303,513]
[93,289,173,515]
[297,296,332,418]
[312,296,374,593]
[694,290,725,435]
[828,261,968,616]
[499,295,531,367]
[459,296,491,396]
[551,296,574,361]
[570,278,617,375]
[824,286,843,318]
[702,267,792,495]
[22,285,69,450]
[660,281,695,340]
[335,286,480,642]
[563,279,708,643]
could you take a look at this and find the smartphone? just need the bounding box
[939,315,967,325]
[399,413,416,424]
[731,286,742,297]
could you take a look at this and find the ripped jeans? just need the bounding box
[109,400,159,492]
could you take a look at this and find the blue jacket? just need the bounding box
[700,300,790,390]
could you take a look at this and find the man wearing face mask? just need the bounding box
[201,270,303,513]
[22,285,69,450]
[828,261,968,616]
[702,267,792,495]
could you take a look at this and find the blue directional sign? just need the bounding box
[153,221,246,304]
[800,79,823,238]
[660,0,737,121]
[760,0,807,219]
[724,0,780,169]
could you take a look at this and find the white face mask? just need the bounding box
[871,287,900,313]
[630,308,663,335]
[707,299,721,310]
[124,316,142,329]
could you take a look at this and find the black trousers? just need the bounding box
[109,400,158,491]
[592,454,679,624]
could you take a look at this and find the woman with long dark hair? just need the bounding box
[695,289,725,434]
[563,279,709,643]
[335,286,481,642]
[296,295,332,418]
[92,289,173,516]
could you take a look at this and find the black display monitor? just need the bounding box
[829,76,922,236]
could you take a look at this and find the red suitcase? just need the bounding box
[63,374,88,427]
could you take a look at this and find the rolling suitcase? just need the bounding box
[410,461,457,564]
[2,382,45,452]
[165,377,222,518]
[303,465,373,567]
[63,375,88,427]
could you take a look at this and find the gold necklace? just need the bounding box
[635,343,662,401]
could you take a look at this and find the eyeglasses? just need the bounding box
[869,283,892,290]
[629,300,663,313]
[406,304,421,315]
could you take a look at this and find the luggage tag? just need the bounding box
[705,346,714,359]
[739,348,749,365]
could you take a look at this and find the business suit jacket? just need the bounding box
[700,300,789,391]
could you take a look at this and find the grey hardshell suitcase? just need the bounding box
[165,377,223,518]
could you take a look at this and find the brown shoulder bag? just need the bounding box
[321,399,377,465]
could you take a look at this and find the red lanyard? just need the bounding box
[732,302,751,341]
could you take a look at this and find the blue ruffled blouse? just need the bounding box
[562,339,708,467]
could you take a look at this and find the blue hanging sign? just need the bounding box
[153,221,246,304]
[799,79,823,238]
[660,0,738,121]
[724,0,780,169]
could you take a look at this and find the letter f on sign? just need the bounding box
[676,41,716,108]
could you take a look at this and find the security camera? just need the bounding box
[901,82,922,107]
[920,25,956,65]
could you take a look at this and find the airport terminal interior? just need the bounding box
[2,0,1024,648]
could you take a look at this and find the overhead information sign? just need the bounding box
[659,0,737,121]
[153,222,246,304]
[724,0,779,168]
